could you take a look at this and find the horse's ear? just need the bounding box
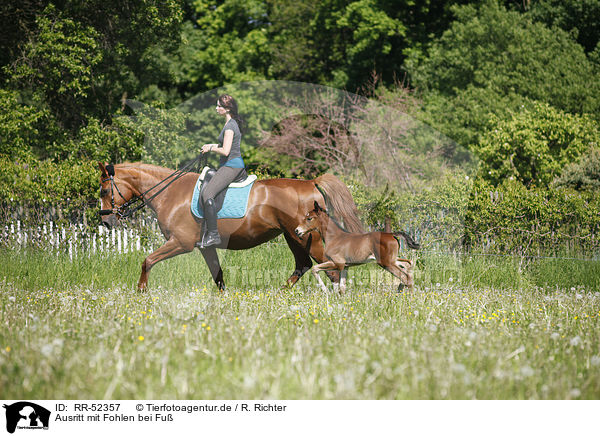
[99,162,114,177]
[313,201,323,212]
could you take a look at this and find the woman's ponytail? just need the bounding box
[218,94,245,133]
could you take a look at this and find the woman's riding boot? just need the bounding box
[200,198,221,248]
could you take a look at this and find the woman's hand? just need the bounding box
[201,144,217,153]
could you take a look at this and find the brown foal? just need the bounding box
[295,201,420,294]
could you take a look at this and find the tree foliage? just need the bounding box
[3,0,183,134]
[0,89,62,161]
[8,5,104,132]
[478,102,600,187]
[406,0,600,148]
[175,0,472,93]
[554,147,600,192]
[527,0,600,54]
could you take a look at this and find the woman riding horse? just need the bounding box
[199,94,246,248]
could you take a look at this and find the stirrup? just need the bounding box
[200,230,221,248]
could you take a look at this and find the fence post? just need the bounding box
[117,229,122,254]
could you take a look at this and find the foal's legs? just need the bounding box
[339,268,349,294]
[284,233,341,288]
[379,259,414,291]
[311,260,342,294]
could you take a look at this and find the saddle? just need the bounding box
[198,166,249,213]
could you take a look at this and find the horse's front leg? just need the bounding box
[138,238,193,291]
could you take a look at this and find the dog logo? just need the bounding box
[3,402,50,434]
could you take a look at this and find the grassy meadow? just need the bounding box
[1,238,600,399]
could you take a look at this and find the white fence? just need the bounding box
[1,220,162,258]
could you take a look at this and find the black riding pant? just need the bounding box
[201,166,245,204]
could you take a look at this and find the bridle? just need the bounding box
[99,156,204,219]
[99,165,138,218]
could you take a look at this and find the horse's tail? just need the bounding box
[393,231,421,250]
[314,173,365,233]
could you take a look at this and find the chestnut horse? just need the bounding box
[98,162,364,291]
[295,201,420,294]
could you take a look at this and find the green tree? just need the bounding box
[178,0,474,93]
[554,147,600,191]
[406,0,600,148]
[8,6,104,132]
[1,0,184,160]
[527,0,600,53]
[184,0,271,90]
[0,89,63,161]
[478,102,600,186]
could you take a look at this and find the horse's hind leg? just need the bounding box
[283,233,313,287]
[396,259,413,288]
[199,246,225,291]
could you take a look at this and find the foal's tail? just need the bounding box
[314,173,365,233]
[393,231,421,250]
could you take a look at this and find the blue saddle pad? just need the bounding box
[191,175,256,219]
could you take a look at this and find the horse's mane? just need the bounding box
[115,162,182,179]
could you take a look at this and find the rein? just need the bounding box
[100,155,205,219]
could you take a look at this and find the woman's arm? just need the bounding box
[202,130,233,156]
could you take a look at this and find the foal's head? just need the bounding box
[295,201,328,239]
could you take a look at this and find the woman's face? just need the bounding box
[216,100,228,116]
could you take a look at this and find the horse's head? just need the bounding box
[295,201,327,239]
[98,162,139,229]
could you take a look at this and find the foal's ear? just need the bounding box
[313,200,323,212]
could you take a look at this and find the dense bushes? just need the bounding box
[350,173,600,256]
[0,158,98,224]
[465,180,600,255]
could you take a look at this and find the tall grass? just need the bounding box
[1,241,599,399]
